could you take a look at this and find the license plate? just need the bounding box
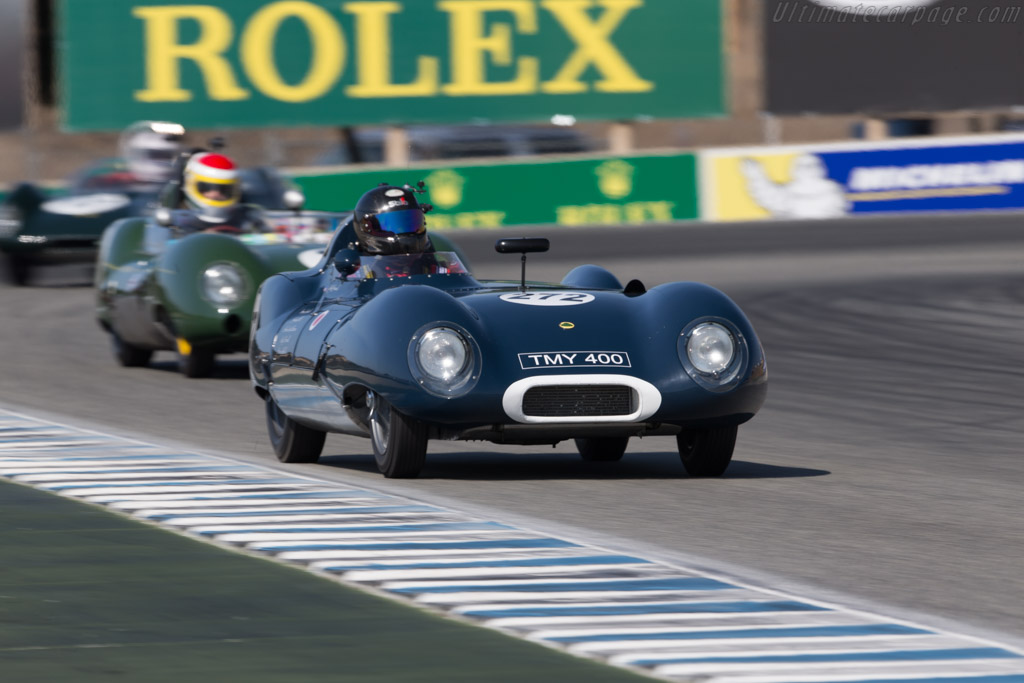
[518,351,631,370]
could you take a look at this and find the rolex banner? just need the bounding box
[765,0,1024,114]
[60,0,724,131]
[292,153,698,227]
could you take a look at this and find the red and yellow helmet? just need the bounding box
[183,152,240,221]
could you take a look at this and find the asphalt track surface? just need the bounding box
[3,211,1024,652]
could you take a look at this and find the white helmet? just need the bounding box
[119,121,185,184]
[183,152,241,222]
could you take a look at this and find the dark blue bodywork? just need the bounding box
[250,225,767,451]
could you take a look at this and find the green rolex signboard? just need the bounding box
[59,0,724,131]
[291,152,698,226]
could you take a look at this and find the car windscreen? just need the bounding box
[349,251,468,279]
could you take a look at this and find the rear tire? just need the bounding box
[677,425,737,477]
[367,390,427,478]
[575,437,629,461]
[111,333,152,368]
[265,396,325,463]
[178,348,215,378]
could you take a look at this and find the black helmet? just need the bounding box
[353,184,429,255]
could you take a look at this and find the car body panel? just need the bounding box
[250,230,767,446]
[96,211,346,357]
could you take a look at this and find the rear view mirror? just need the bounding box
[495,237,550,291]
[495,238,549,254]
[333,248,361,276]
[154,207,172,227]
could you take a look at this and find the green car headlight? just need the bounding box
[201,262,248,306]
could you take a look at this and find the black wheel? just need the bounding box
[575,437,629,461]
[178,347,216,378]
[4,253,32,286]
[367,390,427,478]
[677,425,738,477]
[111,333,152,368]
[265,395,325,463]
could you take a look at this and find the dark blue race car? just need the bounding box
[249,221,767,479]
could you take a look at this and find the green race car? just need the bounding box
[95,199,347,377]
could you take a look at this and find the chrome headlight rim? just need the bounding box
[677,317,748,392]
[199,261,250,307]
[407,322,481,398]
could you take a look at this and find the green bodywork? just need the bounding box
[95,215,333,356]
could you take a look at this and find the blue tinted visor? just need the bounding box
[376,209,425,235]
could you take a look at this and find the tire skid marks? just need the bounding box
[2,412,1024,683]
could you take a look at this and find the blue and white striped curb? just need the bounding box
[2,411,1023,683]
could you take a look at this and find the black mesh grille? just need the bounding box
[522,385,634,417]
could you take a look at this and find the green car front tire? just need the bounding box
[178,348,216,378]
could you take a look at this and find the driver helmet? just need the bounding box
[119,121,185,184]
[183,152,240,222]
[352,184,429,255]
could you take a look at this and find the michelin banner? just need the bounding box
[701,135,1024,222]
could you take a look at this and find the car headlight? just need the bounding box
[678,319,746,391]
[687,323,735,375]
[408,325,480,397]
[201,263,248,306]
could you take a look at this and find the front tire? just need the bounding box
[3,253,31,286]
[367,390,427,478]
[178,348,215,378]
[677,425,737,477]
[575,437,629,461]
[111,333,152,368]
[265,396,325,463]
